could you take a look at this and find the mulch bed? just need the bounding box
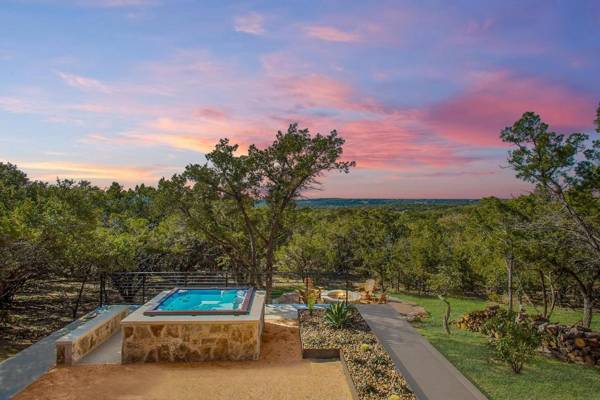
[299,308,415,400]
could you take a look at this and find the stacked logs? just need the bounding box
[454,305,505,332]
[536,323,600,367]
[456,306,600,367]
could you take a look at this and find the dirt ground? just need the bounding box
[0,280,99,361]
[15,320,353,400]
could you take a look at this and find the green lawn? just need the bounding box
[270,284,303,299]
[390,292,600,400]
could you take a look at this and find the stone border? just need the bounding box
[121,292,266,363]
[143,287,255,316]
[299,320,360,400]
[56,305,130,365]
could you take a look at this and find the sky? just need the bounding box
[1,0,599,198]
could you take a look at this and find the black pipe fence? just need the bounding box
[100,270,369,306]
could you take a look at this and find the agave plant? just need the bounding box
[325,302,352,329]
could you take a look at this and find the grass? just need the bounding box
[270,284,303,299]
[390,292,600,400]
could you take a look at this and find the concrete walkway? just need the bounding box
[0,316,89,399]
[265,304,327,320]
[356,304,488,400]
[0,305,137,399]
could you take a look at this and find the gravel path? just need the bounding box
[299,309,415,400]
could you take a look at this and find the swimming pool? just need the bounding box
[144,287,255,316]
[121,287,265,363]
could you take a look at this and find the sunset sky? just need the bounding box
[1,0,599,198]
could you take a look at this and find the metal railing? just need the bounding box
[100,270,368,305]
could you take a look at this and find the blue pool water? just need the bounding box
[157,289,248,312]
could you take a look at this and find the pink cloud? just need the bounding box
[84,108,271,154]
[339,116,476,170]
[234,13,265,35]
[57,71,112,93]
[303,25,360,43]
[67,0,159,7]
[193,107,228,120]
[424,71,597,146]
[17,160,172,184]
[272,74,383,113]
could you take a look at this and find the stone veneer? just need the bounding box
[56,305,130,365]
[122,321,261,363]
[120,290,265,363]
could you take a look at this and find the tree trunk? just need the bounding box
[264,245,275,304]
[379,268,386,292]
[72,272,89,319]
[539,269,548,318]
[582,292,593,329]
[548,279,556,319]
[506,257,514,313]
[439,295,451,335]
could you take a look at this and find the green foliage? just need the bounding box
[594,105,600,133]
[483,312,541,373]
[324,302,352,329]
[306,291,316,315]
[393,292,600,400]
[501,108,600,328]
[160,124,354,299]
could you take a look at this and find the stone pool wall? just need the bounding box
[121,321,261,363]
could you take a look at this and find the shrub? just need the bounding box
[306,292,316,315]
[483,312,541,373]
[324,302,352,329]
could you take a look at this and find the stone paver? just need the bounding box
[356,304,488,400]
[265,304,327,320]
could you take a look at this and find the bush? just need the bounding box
[324,302,352,329]
[306,292,316,315]
[483,312,541,373]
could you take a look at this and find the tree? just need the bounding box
[596,103,600,133]
[501,110,600,327]
[161,124,354,300]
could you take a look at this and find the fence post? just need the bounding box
[142,275,146,303]
[225,271,229,288]
[345,270,349,306]
[99,273,105,307]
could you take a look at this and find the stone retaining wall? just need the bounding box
[56,306,129,365]
[121,322,261,363]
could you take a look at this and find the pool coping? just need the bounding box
[122,290,266,325]
[143,287,255,316]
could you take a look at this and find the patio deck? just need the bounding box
[14,320,353,400]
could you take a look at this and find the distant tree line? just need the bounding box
[1,104,599,327]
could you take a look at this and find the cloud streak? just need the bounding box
[16,160,174,184]
[234,13,265,35]
[423,70,597,146]
[303,25,360,43]
[57,71,112,93]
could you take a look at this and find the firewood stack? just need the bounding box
[536,322,600,367]
[454,305,504,332]
[455,306,600,367]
